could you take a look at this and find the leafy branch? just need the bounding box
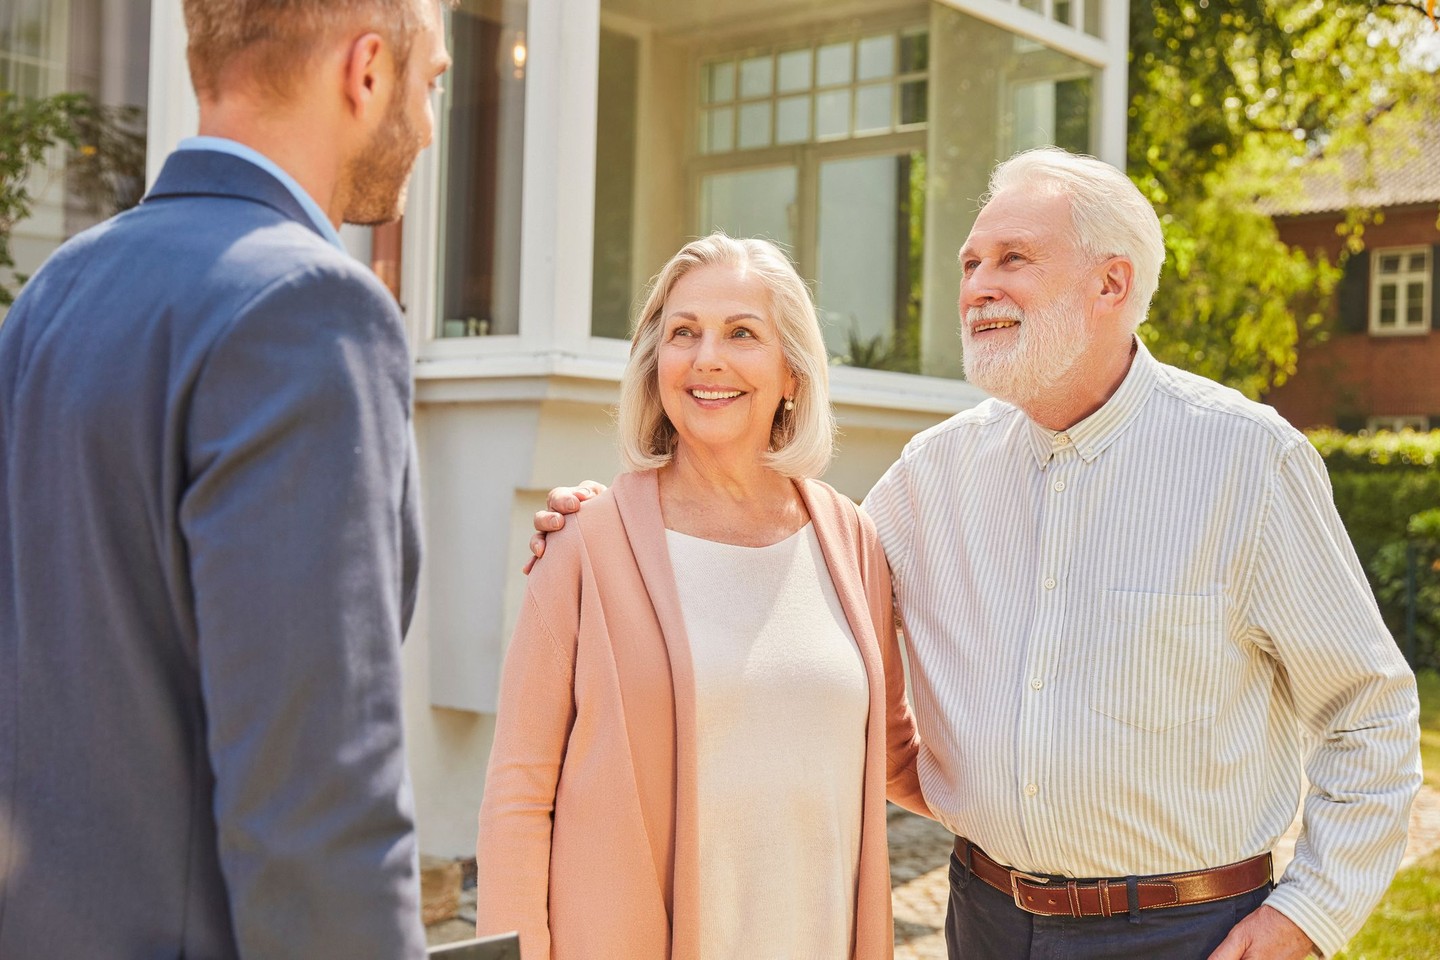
[1,91,146,307]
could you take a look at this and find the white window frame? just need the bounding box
[1369,245,1431,337]
[1366,415,1430,433]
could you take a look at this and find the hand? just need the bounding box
[523,481,607,573]
[1206,905,1317,960]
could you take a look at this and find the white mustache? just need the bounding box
[966,303,1026,326]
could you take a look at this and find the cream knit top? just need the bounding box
[666,523,870,959]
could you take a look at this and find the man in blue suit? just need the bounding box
[0,1,452,955]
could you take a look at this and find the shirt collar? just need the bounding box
[176,136,346,252]
[1024,337,1159,469]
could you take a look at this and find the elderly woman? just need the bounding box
[474,233,927,959]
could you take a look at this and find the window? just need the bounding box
[435,0,528,339]
[1,0,150,290]
[591,1,1099,379]
[1369,246,1431,336]
[691,29,929,370]
[698,31,929,155]
[1366,415,1430,433]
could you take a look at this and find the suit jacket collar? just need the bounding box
[142,149,326,243]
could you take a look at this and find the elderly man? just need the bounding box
[533,148,1420,960]
[860,148,1419,960]
[0,1,450,956]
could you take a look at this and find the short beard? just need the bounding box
[961,296,1088,409]
[342,88,424,226]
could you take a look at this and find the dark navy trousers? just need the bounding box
[945,849,1273,960]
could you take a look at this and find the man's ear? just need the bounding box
[1095,256,1134,318]
[341,32,389,118]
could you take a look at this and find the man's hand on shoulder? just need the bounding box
[1207,905,1317,960]
[524,481,608,573]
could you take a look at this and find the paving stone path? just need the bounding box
[889,782,1440,960]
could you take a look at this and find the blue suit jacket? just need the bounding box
[0,150,425,957]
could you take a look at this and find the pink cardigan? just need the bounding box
[475,470,927,959]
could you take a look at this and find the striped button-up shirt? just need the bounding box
[863,340,1420,956]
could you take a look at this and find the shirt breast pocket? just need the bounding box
[1089,590,1228,733]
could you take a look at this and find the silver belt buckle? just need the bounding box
[1009,869,1051,914]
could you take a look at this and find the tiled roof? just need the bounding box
[1269,112,1440,216]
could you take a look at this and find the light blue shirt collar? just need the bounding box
[177,136,346,252]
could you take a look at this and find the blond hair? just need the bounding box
[182,0,443,100]
[618,234,835,480]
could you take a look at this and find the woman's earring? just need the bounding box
[784,398,796,412]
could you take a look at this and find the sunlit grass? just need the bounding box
[1335,849,1440,960]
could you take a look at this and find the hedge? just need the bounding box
[1309,430,1440,670]
[1310,430,1440,561]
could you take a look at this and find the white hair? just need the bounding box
[617,232,835,479]
[986,147,1165,329]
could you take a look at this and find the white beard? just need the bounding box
[961,295,1089,408]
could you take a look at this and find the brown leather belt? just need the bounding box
[953,838,1272,919]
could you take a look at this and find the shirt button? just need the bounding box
[1030,677,1044,690]
[1053,480,1066,492]
[1025,783,1039,797]
[1043,577,1056,590]
[1056,433,1071,445]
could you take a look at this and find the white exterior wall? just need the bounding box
[141,0,1130,859]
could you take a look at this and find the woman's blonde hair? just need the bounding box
[617,233,835,479]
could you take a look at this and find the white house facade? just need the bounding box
[6,0,1129,859]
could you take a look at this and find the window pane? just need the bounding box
[704,60,735,103]
[737,101,773,149]
[592,27,640,339]
[1407,282,1425,326]
[1012,76,1092,155]
[1054,0,1073,24]
[855,83,893,134]
[817,42,852,85]
[900,79,928,124]
[438,1,529,337]
[1020,0,1043,12]
[700,167,798,248]
[777,48,811,93]
[703,107,735,153]
[738,55,773,98]
[899,31,929,73]
[1085,0,1103,35]
[816,89,851,139]
[1012,81,1056,153]
[1054,77,1093,153]
[817,153,924,373]
[776,95,811,143]
[1377,284,1396,327]
[1379,254,1401,273]
[857,35,894,80]
[1409,252,1428,272]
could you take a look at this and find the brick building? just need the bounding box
[1266,118,1440,432]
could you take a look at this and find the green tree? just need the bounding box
[1128,0,1438,397]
